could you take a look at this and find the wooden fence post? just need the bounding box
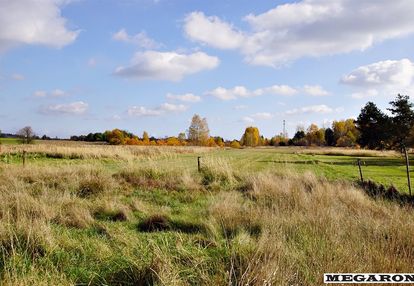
[357,159,364,183]
[197,156,201,172]
[22,150,26,167]
[403,145,412,196]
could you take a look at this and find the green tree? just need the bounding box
[187,114,210,146]
[355,102,391,149]
[240,127,260,147]
[324,128,335,146]
[387,94,414,146]
[292,128,306,146]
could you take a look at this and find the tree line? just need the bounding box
[240,94,414,149]
[4,94,414,150]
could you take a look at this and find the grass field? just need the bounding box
[0,142,413,285]
[0,138,20,145]
[1,142,411,193]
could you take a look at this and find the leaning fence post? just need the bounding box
[357,158,364,183]
[197,156,201,172]
[22,150,26,167]
[403,145,412,196]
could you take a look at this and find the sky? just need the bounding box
[1,0,414,140]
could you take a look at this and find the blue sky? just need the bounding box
[1,0,414,139]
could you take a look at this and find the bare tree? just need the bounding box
[187,114,209,146]
[17,126,35,144]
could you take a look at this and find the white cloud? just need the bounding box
[341,59,414,87]
[166,93,201,103]
[205,84,297,100]
[205,86,248,100]
[112,28,161,49]
[184,1,414,67]
[50,89,66,97]
[33,89,67,98]
[351,89,379,99]
[0,0,78,52]
[342,59,414,99]
[112,114,121,121]
[128,102,188,117]
[114,51,219,81]
[160,103,188,112]
[33,90,47,97]
[40,101,88,115]
[242,116,255,124]
[251,112,274,120]
[184,12,245,50]
[303,85,330,96]
[241,112,273,124]
[128,106,162,117]
[286,104,338,115]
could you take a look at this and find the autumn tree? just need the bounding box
[17,126,35,144]
[305,124,325,146]
[270,134,288,146]
[213,136,225,147]
[142,131,150,145]
[166,137,180,146]
[240,127,260,147]
[106,129,126,145]
[207,137,217,147]
[332,119,359,147]
[230,140,241,148]
[125,136,142,145]
[187,114,210,146]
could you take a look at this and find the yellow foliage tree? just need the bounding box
[142,131,150,145]
[107,129,126,145]
[305,124,325,146]
[125,137,142,145]
[240,127,260,147]
[207,137,217,147]
[188,114,210,146]
[215,137,225,147]
[332,119,359,147]
[166,137,180,146]
[230,140,241,148]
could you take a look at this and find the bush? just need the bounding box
[230,140,241,149]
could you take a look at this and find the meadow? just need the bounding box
[0,141,413,285]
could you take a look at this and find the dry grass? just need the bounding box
[209,170,414,285]
[0,149,413,285]
[1,142,212,161]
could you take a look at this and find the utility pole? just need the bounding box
[283,120,286,138]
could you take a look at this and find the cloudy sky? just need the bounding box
[1,0,414,139]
